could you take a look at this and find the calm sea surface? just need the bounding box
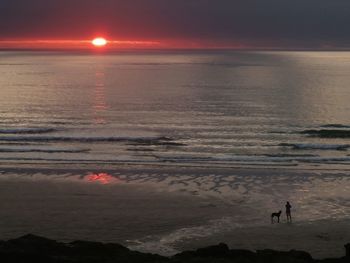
[1,51,350,170]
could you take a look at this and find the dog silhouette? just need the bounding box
[271,210,282,223]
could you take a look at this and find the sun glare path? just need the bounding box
[92,38,108,47]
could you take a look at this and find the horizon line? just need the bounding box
[1,39,350,52]
[2,48,350,53]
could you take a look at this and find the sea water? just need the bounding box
[1,51,350,170]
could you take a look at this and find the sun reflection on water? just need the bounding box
[93,69,109,124]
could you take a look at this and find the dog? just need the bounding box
[271,210,282,223]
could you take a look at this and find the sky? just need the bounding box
[1,0,350,49]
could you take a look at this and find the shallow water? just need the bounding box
[1,51,350,169]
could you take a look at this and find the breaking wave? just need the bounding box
[0,135,183,146]
[301,129,350,138]
[280,143,350,151]
[0,148,89,153]
[0,128,57,134]
[320,124,350,128]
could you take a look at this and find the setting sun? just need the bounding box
[92,37,107,47]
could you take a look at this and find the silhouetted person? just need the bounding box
[286,201,292,222]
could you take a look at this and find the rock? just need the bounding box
[0,234,166,263]
[173,243,231,260]
[345,243,350,258]
[0,234,348,263]
[229,249,257,261]
[257,249,313,263]
[0,234,66,255]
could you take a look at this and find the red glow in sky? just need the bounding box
[0,38,162,50]
[0,1,349,50]
[0,38,248,50]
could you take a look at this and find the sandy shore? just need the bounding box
[0,164,349,259]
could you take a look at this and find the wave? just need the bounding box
[301,129,350,138]
[2,154,350,166]
[296,157,350,164]
[0,128,57,134]
[0,63,34,66]
[129,217,242,256]
[0,157,153,163]
[156,153,350,165]
[264,153,318,157]
[320,124,350,128]
[113,62,257,68]
[0,148,89,153]
[157,154,294,163]
[280,143,350,150]
[0,135,184,146]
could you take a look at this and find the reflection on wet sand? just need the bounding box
[86,173,120,184]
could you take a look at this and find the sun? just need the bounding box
[92,37,107,47]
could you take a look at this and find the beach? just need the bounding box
[0,165,349,259]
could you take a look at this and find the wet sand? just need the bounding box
[0,164,349,258]
[0,174,227,244]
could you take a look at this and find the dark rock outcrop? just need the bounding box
[0,234,348,263]
[345,243,350,258]
[0,234,165,263]
[256,249,313,263]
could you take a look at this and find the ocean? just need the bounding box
[0,51,350,258]
[1,51,350,169]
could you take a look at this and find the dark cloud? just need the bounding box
[1,0,350,47]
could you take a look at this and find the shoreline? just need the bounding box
[2,162,350,177]
[0,165,349,259]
